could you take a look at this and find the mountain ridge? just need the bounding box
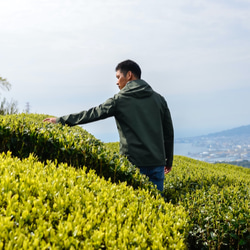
[177,124,250,141]
[205,124,250,138]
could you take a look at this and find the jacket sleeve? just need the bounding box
[55,97,116,126]
[162,100,174,167]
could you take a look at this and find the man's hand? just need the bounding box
[43,117,56,124]
[164,166,172,174]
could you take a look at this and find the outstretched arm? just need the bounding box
[43,97,116,126]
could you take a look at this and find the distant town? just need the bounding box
[175,125,250,167]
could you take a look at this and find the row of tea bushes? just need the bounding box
[105,142,250,249]
[164,157,250,249]
[2,114,249,249]
[0,114,157,194]
[0,152,189,249]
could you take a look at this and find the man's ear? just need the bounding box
[126,71,133,81]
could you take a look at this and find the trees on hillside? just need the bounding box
[0,76,18,115]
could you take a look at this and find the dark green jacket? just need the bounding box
[56,79,174,167]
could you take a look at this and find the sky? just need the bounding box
[0,0,250,142]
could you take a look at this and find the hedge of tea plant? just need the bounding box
[165,157,250,249]
[1,114,249,249]
[0,113,156,194]
[0,152,189,249]
[106,142,250,249]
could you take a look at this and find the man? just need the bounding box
[44,60,174,192]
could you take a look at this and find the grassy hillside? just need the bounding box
[0,114,249,249]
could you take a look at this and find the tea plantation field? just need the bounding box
[0,114,249,249]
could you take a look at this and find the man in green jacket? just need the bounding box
[44,60,174,191]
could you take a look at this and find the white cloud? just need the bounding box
[0,0,249,139]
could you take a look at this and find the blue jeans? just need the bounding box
[139,166,165,192]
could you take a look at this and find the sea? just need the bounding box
[174,143,241,163]
[174,143,207,157]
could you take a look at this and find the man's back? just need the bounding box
[114,79,173,167]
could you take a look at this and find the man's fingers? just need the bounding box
[43,118,56,123]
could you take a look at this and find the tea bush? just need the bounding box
[1,114,249,249]
[163,156,250,249]
[0,114,156,193]
[106,142,250,249]
[0,152,189,249]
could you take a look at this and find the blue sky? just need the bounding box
[1,0,250,142]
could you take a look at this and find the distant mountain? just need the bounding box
[176,125,250,142]
[206,125,250,137]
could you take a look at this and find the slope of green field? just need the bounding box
[0,114,249,249]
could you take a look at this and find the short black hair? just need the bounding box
[115,60,141,79]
